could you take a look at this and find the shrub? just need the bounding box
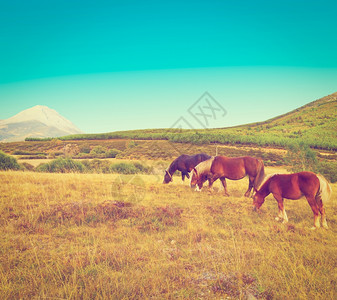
[109,163,139,174]
[105,149,121,158]
[285,143,318,173]
[79,145,91,154]
[0,151,21,170]
[36,157,85,173]
[133,162,153,174]
[13,151,46,156]
[90,146,106,155]
[82,159,111,173]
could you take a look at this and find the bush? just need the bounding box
[109,163,139,174]
[285,143,337,183]
[36,157,85,173]
[0,151,21,170]
[285,143,318,173]
[13,151,46,156]
[81,159,111,173]
[105,149,121,158]
[133,162,153,174]
[79,145,91,154]
[90,146,106,155]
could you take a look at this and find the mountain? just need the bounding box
[0,105,83,142]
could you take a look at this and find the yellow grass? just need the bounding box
[1,170,337,299]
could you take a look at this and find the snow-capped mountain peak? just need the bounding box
[3,105,82,134]
[0,105,83,142]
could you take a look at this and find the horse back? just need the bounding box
[212,156,246,180]
[177,153,211,172]
[269,172,319,199]
[297,172,320,196]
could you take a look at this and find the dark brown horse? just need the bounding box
[253,172,332,229]
[163,153,211,184]
[190,156,265,197]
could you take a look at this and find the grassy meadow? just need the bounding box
[1,169,337,299]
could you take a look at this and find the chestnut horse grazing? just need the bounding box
[253,172,332,229]
[190,156,265,197]
[163,153,211,184]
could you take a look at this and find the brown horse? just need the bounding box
[190,156,265,197]
[253,172,332,229]
[163,153,211,184]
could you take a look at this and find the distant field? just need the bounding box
[0,139,298,166]
[1,169,336,299]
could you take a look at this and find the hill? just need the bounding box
[0,105,82,142]
[25,92,337,150]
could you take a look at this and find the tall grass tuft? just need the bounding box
[36,157,85,173]
[0,151,21,170]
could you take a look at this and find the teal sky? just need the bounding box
[1,0,337,133]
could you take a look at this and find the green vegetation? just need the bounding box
[0,151,21,170]
[286,143,337,183]
[36,157,85,173]
[36,158,153,174]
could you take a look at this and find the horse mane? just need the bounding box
[256,173,277,192]
[167,158,179,175]
[253,159,266,190]
[194,156,215,176]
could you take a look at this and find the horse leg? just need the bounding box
[220,177,230,197]
[320,205,328,229]
[273,194,288,223]
[306,196,321,229]
[207,175,218,192]
[244,176,254,197]
[182,173,185,181]
[316,195,328,229]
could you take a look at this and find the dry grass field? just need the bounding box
[1,168,337,299]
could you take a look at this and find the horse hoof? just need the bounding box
[323,224,329,229]
[310,226,317,230]
[275,217,280,221]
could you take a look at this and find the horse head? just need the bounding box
[252,192,265,210]
[163,170,172,184]
[190,168,201,189]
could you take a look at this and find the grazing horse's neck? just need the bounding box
[258,176,272,197]
[168,160,178,175]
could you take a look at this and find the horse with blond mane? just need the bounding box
[253,171,332,229]
[190,156,265,197]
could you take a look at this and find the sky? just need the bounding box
[0,0,337,133]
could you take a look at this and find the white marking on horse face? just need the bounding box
[195,185,201,192]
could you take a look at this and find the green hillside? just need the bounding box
[26,92,337,150]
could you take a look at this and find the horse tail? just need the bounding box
[253,158,266,191]
[316,174,332,203]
